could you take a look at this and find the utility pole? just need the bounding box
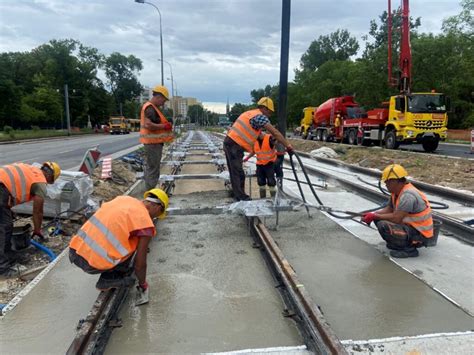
[64,84,71,136]
[278,0,291,138]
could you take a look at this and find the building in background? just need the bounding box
[167,96,201,119]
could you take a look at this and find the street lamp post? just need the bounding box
[135,0,164,85]
[159,59,175,121]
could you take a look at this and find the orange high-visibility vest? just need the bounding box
[392,183,433,238]
[69,196,156,271]
[139,102,174,144]
[227,109,263,152]
[0,163,46,205]
[254,134,277,165]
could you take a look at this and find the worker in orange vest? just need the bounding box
[0,162,61,276]
[244,132,277,198]
[361,164,434,258]
[139,85,174,190]
[69,188,169,306]
[224,97,294,201]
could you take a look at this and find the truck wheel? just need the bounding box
[302,131,308,140]
[422,138,439,152]
[385,131,399,149]
[322,130,329,142]
[348,129,357,145]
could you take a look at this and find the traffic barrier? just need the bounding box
[101,156,112,179]
[79,148,101,176]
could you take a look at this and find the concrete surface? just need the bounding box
[105,191,304,354]
[265,209,473,341]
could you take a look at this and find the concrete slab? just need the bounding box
[265,209,473,341]
[106,191,304,354]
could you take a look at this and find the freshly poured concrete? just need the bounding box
[267,210,474,340]
[0,253,99,353]
[106,191,303,354]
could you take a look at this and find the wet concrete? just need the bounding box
[266,210,474,340]
[106,191,304,354]
[0,253,99,353]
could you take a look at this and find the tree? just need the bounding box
[299,29,359,72]
[187,104,204,124]
[104,52,143,114]
[229,103,251,122]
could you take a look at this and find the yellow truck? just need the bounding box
[299,107,316,139]
[109,116,131,135]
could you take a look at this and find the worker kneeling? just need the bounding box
[69,188,169,305]
[361,164,434,258]
[244,132,277,198]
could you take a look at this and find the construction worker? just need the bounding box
[0,162,61,276]
[274,142,286,186]
[361,164,434,258]
[69,188,169,306]
[224,97,294,201]
[244,132,277,198]
[139,85,174,190]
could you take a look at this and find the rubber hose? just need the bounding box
[30,239,56,261]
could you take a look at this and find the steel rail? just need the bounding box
[297,159,474,245]
[250,217,347,354]
[296,151,474,206]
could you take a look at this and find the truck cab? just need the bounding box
[300,107,316,139]
[109,116,131,135]
[386,92,449,151]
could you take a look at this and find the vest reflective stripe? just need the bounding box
[255,135,276,165]
[393,183,433,238]
[139,102,174,144]
[69,196,156,270]
[76,229,119,266]
[88,215,130,257]
[0,164,46,205]
[227,109,262,152]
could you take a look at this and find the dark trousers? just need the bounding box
[256,162,276,187]
[375,220,426,251]
[223,137,248,200]
[144,143,164,190]
[0,184,13,272]
[69,248,132,276]
[274,155,284,179]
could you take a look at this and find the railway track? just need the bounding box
[65,130,472,354]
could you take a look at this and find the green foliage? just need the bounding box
[31,125,40,131]
[0,39,143,129]
[3,126,13,134]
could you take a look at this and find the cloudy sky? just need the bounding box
[0,0,461,113]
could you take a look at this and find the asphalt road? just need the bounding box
[399,142,473,158]
[0,133,141,169]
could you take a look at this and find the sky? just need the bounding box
[0,0,461,113]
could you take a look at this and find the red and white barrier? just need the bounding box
[78,148,101,176]
[100,156,112,179]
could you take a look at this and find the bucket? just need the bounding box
[425,220,442,247]
[12,224,32,250]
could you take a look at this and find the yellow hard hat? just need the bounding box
[257,97,275,112]
[381,164,408,182]
[42,161,61,181]
[152,85,169,100]
[144,188,169,219]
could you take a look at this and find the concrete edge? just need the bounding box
[341,330,474,344]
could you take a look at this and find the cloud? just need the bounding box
[0,0,462,105]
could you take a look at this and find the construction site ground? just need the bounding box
[288,138,474,192]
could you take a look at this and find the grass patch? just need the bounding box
[0,129,95,142]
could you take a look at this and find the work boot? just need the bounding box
[389,249,419,258]
[95,273,135,291]
[259,188,266,199]
[269,186,276,198]
[386,243,404,251]
[239,195,252,201]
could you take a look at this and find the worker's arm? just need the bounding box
[143,117,170,131]
[375,209,409,224]
[243,152,255,162]
[263,123,292,149]
[134,235,152,286]
[32,195,44,234]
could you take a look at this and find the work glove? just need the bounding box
[163,122,173,131]
[286,145,295,156]
[135,281,149,306]
[361,212,378,226]
[243,156,250,163]
[32,230,46,241]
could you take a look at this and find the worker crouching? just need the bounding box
[361,164,434,258]
[69,188,169,306]
[0,162,61,277]
[244,133,277,198]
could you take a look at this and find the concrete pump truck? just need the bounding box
[309,0,449,152]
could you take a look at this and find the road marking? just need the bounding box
[57,149,74,154]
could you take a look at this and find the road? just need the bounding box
[399,142,473,158]
[0,133,141,169]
